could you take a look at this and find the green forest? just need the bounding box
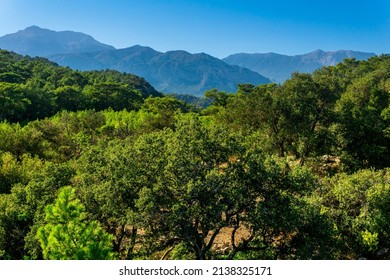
[0,49,389,260]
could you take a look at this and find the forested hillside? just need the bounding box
[0,50,161,123]
[0,51,389,260]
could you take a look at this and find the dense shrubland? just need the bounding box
[0,50,389,260]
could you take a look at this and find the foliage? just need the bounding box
[36,187,116,260]
[1,52,390,260]
[321,169,390,258]
[0,50,161,123]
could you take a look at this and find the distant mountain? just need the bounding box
[49,46,271,95]
[0,26,270,96]
[0,26,115,57]
[223,50,376,83]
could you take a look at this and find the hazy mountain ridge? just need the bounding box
[0,26,115,57]
[0,26,270,96]
[0,26,376,95]
[223,49,376,83]
[49,46,270,95]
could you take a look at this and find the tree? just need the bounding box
[54,85,86,112]
[74,139,150,259]
[220,152,336,260]
[335,73,390,169]
[204,89,229,107]
[82,82,143,112]
[280,73,337,165]
[36,186,116,260]
[141,96,192,130]
[216,83,290,156]
[0,82,30,122]
[135,114,234,259]
[0,161,72,260]
[321,169,390,259]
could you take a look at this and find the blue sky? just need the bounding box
[0,0,389,58]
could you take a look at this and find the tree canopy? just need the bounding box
[1,51,390,260]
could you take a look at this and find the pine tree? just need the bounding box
[36,187,116,260]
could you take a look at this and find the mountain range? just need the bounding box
[0,26,377,95]
[49,46,269,95]
[223,50,376,83]
[0,26,269,95]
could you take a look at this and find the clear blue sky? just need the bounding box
[0,0,389,58]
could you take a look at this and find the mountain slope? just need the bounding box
[49,46,271,95]
[223,50,376,83]
[0,49,161,122]
[0,26,115,57]
[0,26,270,96]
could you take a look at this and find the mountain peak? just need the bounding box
[24,25,42,31]
[0,26,115,57]
[310,49,325,54]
